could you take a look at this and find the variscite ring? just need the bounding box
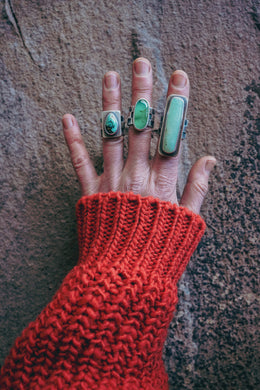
[101,110,124,138]
[127,98,155,131]
[158,94,188,157]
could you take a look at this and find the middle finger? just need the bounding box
[126,58,153,168]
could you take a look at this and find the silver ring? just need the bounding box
[158,94,188,157]
[101,110,124,138]
[157,117,188,139]
[127,98,155,131]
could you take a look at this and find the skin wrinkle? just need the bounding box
[62,58,215,213]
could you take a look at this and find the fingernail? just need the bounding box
[205,159,217,173]
[134,59,150,75]
[105,72,119,89]
[62,115,73,129]
[172,72,187,88]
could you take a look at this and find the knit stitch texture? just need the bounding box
[0,192,206,389]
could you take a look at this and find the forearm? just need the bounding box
[0,192,205,390]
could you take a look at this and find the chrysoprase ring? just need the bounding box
[127,98,155,131]
[101,110,124,138]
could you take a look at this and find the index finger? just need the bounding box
[151,71,190,195]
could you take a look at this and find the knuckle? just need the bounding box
[190,180,208,198]
[73,154,89,171]
[121,164,150,193]
[134,86,152,97]
[102,94,120,107]
[123,176,144,193]
[156,174,174,193]
[68,136,85,148]
[153,175,175,200]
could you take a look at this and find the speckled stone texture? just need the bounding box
[0,0,259,389]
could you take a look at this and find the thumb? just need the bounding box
[180,156,216,214]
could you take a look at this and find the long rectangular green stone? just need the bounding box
[162,97,184,154]
[160,96,184,155]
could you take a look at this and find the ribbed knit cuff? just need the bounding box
[76,192,206,284]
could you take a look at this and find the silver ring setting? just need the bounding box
[158,94,188,157]
[101,110,124,138]
[127,98,155,131]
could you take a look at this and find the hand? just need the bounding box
[62,57,216,214]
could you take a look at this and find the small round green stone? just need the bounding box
[134,99,149,130]
[105,113,118,134]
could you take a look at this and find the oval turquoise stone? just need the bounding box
[105,113,118,134]
[162,97,184,154]
[133,99,149,130]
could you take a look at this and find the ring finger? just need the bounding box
[102,71,124,191]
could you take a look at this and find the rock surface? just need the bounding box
[0,0,259,388]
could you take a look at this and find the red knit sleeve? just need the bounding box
[0,192,206,390]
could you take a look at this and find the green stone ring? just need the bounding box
[101,110,124,138]
[158,94,188,157]
[127,98,155,131]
